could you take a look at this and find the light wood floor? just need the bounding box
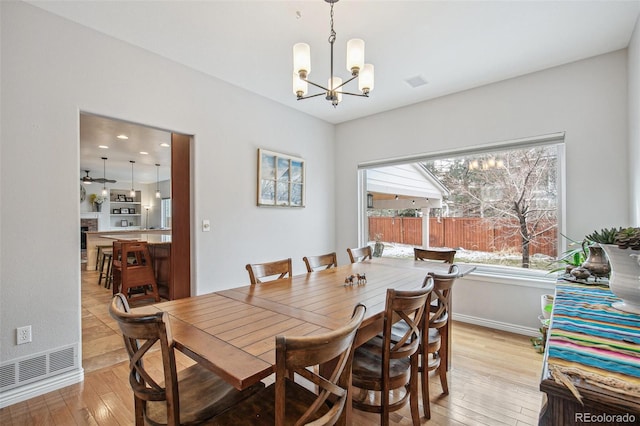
[1,269,544,425]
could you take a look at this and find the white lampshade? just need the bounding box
[328,77,343,103]
[292,73,308,97]
[293,43,311,76]
[155,189,161,199]
[346,39,365,74]
[358,64,374,93]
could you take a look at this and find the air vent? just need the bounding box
[404,75,429,88]
[0,344,78,391]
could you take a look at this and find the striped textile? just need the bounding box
[547,281,640,395]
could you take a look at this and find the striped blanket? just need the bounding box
[547,282,640,398]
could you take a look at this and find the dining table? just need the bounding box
[137,257,475,421]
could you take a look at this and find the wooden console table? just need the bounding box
[539,280,640,425]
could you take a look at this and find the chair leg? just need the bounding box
[97,254,107,286]
[421,353,431,419]
[134,397,145,426]
[438,353,449,395]
[410,354,420,426]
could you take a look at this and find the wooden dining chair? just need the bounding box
[347,246,372,263]
[210,304,367,425]
[420,265,459,419]
[302,252,338,272]
[245,258,292,284]
[351,284,433,426]
[414,247,456,264]
[109,293,264,426]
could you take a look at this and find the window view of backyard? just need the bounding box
[366,143,562,272]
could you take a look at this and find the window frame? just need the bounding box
[357,133,566,279]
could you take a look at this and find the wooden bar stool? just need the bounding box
[97,248,113,288]
[95,244,112,271]
[111,240,160,304]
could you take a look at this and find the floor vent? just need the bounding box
[0,344,78,391]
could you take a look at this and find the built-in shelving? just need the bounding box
[109,189,142,230]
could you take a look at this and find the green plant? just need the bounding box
[548,233,587,273]
[615,227,640,250]
[585,227,622,245]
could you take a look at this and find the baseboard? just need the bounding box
[0,368,84,409]
[454,313,539,337]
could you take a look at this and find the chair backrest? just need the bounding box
[347,246,372,263]
[382,284,434,363]
[414,247,456,264]
[275,304,366,425]
[303,252,338,273]
[245,258,292,284]
[428,264,459,330]
[109,293,181,425]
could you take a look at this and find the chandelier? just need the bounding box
[292,0,374,107]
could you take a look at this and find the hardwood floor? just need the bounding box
[1,269,544,425]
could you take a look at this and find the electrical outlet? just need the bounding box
[17,325,32,345]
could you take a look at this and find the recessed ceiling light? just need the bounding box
[160,143,170,148]
[139,151,149,155]
[116,134,128,140]
[98,145,109,149]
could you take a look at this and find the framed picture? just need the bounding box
[129,208,136,214]
[125,197,134,202]
[120,208,129,214]
[117,194,126,201]
[121,219,128,227]
[257,149,305,207]
[112,208,120,214]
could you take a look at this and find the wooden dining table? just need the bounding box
[138,257,475,421]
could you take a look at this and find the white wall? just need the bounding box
[335,50,630,332]
[629,15,640,226]
[0,0,334,385]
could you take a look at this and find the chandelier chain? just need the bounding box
[328,2,336,44]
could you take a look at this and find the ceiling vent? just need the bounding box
[404,75,429,88]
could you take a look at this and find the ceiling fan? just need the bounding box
[81,170,116,184]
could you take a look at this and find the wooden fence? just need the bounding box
[368,217,557,257]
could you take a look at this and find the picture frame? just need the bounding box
[117,194,126,201]
[120,208,129,214]
[125,196,134,202]
[112,208,120,214]
[257,149,305,207]
[129,208,136,214]
[121,219,128,227]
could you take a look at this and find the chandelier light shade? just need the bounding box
[292,0,374,107]
[155,163,161,199]
[130,160,136,197]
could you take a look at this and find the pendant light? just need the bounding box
[129,160,136,197]
[155,163,161,199]
[101,157,108,196]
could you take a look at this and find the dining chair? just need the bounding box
[210,304,367,425]
[112,240,160,304]
[245,258,292,284]
[302,252,338,272]
[351,284,434,426]
[347,246,372,263]
[414,247,456,264]
[109,293,264,426]
[420,265,459,418]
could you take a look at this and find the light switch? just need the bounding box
[202,219,211,232]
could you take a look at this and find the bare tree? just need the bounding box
[426,146,558,268]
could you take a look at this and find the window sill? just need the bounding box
[461,264,557,289]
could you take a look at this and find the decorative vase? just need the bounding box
[600,244,640,314]
[540,294,554,320]
[581,245,610,279]
[95,203,102,212]
[373,242,384,257]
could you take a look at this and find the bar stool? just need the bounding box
[111,240,160,304]
[98,248,113,288]
[95,244,112,271]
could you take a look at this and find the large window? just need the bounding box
[363,138,564,273]
[161,198,172,229]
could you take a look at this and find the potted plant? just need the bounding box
[597,227,640,314]
[89,194,106,212]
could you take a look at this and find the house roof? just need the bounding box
[367,163,448,209]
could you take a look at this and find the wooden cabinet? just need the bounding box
[109,189,141,230]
